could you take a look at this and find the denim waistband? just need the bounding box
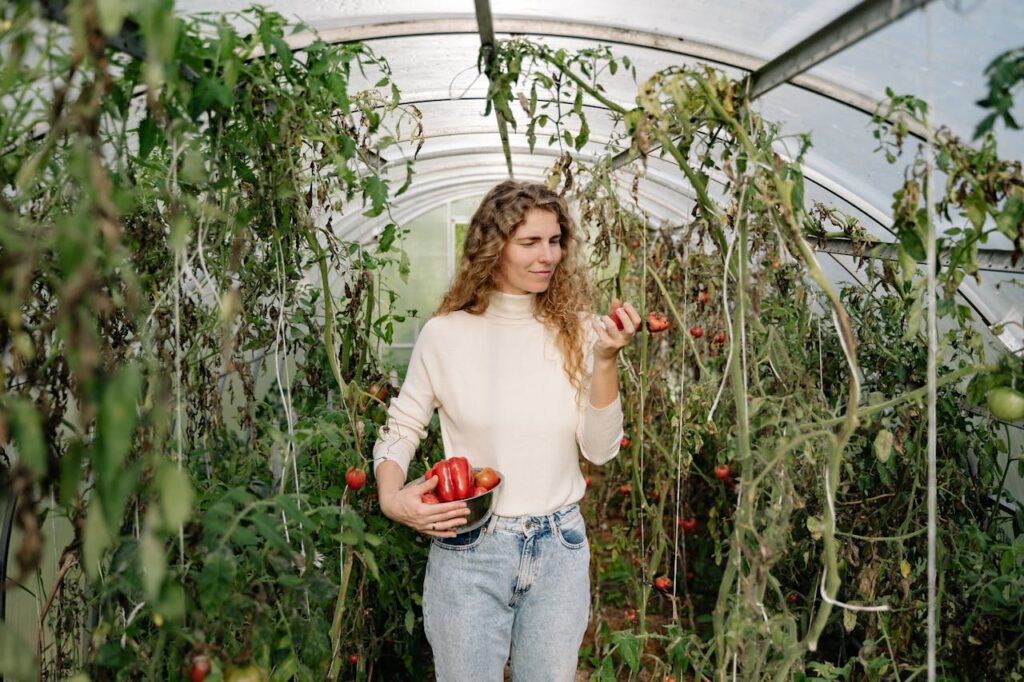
[485,502,580,535]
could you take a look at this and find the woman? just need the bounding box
[372,179,640,681]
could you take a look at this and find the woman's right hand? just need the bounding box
[379,475,471,538]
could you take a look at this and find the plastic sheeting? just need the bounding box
[175,0,1022,351]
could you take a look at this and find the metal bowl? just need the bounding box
[405,467,503,534]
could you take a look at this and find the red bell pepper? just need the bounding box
[426,457,474,502]
[448,457,473,501]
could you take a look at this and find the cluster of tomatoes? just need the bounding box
[687,289,727,353]
[608,299,669,334]
[420,461,501,504]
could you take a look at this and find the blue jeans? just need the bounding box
[423,502,591,682]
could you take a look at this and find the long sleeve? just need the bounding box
[372,322,440,478]
[575,314,624,465]
[577,393,624,465]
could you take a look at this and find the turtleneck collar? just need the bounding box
[483,289,538,321]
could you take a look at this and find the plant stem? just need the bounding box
[327,551,355,681]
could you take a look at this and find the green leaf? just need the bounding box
[191,75,233,116]
[575,118,590,151]
[158,582,186,623]
[0,622,39,682]
[197,551,236,612]
[250,512,294,555]
[272,36,293,71]
[377,223,396,252]
[96,0,127,37]
[139,531,166,601]
[362,176,388,217]
[58,440,84,507]
[612,630,640,671]
[97,366,142,478]
[898,227,926,262]
[83,501,113,581]
[156,462,194,531]
[6,398,46,476]
[271,656,299,682]
[276,494,316,530]
[138,116,159,161]
[96,366,142,526]
[405,608,415,635]
[965,191,987,230]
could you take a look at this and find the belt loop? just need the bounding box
[485,513,498,534]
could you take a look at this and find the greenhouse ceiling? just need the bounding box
[165,0,1024,350]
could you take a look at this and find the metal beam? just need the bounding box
[473,0,514,177]
[815,238,1024,275]
[609,0,934,171]
[748,0,933,99]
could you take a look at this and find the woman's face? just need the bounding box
[495,207,563,295]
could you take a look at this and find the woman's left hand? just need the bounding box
[592,298,642,362]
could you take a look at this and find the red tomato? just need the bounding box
[472,486,489,497]
[584,476,591,487]
[619,483,631,495]
[190,656,210,682]
[678,516,698,534]
[650,490,660,500]
[348,654,359,665]
[713,464,731,480]
[609,299,625,330]
[368,382,388,401]
[345,467,366,490]
[620,436,631,448]
[421,492,440,504]
[474,467,501,491]
[689,325,704,339]
[697,290,708,304]
[654,576,672,590]
[624,608,637,623]
[665,677,677,682]
[646,311,669,333]
[712,330,727,344]
[787,593,798,603]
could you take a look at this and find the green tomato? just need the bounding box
[986,387,1024,422]
[225,666,268,682]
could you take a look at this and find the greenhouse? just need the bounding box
[1,0,1022,679]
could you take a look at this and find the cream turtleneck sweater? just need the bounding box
[372,290,624,516]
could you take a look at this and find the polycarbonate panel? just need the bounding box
[809,0,1024,161]
[756,82,1018,251]
[178,0,862,63]
[330,151,691,243]
[166,0,1020,354]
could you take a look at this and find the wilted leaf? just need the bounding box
[873,429,894,463]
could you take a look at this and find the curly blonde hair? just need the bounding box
[434,180,595,404]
